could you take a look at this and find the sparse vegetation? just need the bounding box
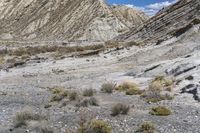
[13,107,46,128]
[150,106,171,116]
[0,56,5,65]
[142,76,174,103]
[83,89,94,97]
[76,97,99,107]
[116,81,143,95]
[34,125,54,133]
[78,119,112,133]
[101,82,116,93]
[89,119,112,133]
[111,103,130,116]
[50,87,69,102]
[69,91,78,101]
[136,121,155,133]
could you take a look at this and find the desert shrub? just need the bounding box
[142,76,174,103]
[111,103,130,116]
[136,121,155,133]
[116,82,135,91]
[34,125,54,133]
[89,119,112,133]
[116,81,143,95]
[78,119,112,133]
[50,94,64,102]
[13,108,46,128]
[50,87,69,102]
[126,88,143,95]
[83,89,94,97]
[150,106,171,116]
[101,82,115,93]
[0,56,5,64]
[51,87,65,94]
[76,97,99,107]
[150,76,173,91]
[44,103,52,109]
[69,91,78,101]
[125,41,139,47]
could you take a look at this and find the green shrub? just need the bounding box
[83,89,94,97]
[111,103,130,116]
[150,106,171,116]
[136,121,155,133]
[101,82,115,93]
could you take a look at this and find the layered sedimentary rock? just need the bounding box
[118,0,200,44]
[0,0,148,42]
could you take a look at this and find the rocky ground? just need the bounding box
[0,25,200,133]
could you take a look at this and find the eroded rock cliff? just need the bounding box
[0,0,148,41]
[118,0,200,44]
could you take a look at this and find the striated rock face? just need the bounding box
[118,0,200,44]
[0,0,148,42]
[110,5,149,28]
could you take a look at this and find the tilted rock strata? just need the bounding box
[0,0,148,41]
[117,0,200,44]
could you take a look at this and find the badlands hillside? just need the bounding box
[0,0,200,133]
[0,0,148,41]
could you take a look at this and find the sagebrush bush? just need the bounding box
[150,106,171,116]
[83,89,94,97]
[136,121,155,133]
[111,103,130,116]
[101,82,115,93]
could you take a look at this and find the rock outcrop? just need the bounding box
[117,0,200,44]
[0,0,148,42]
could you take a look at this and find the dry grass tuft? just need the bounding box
[111,103,130,116]
[142,76,174,103]
[13,107,46,128]
[78,118,112,133]
[76,97,99,107]
[83,89,94,97]
[116,81,143,95]
[101,82,116,93]
[50,87,68,102]
[69,91,78,101]
[136,121,155,133]
[0,56,5,65]
[150,106,171,116]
